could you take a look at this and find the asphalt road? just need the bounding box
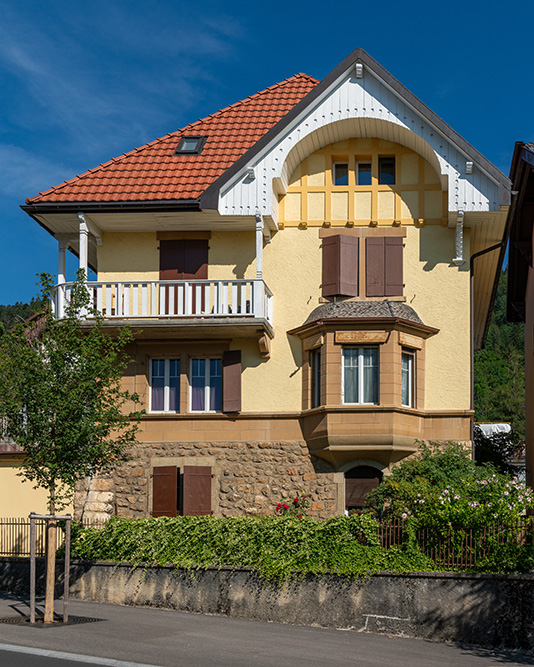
[0,595,532,667]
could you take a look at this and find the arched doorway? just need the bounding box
[344,466,383,512]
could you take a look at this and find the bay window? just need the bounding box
[401,349,415,408]
[343,347,379,404]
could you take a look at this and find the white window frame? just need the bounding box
[401,348,415,408]
[149,358,181,413]
[310,347,321,408]
[342,346,379,405]
[356,161,372,186]
[189,357,222,413]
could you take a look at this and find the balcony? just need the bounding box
[52,279,274,342]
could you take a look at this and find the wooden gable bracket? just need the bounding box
[258,333,271,359]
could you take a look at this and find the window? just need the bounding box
[310,348,321,408]
[175,136,207,155]
[378,157,395,185]
[333,162,349,186]
[191,358,222,412]
[401,349,415,408]
[152,465,212,517]
[150,359,180,412]
[343,347,379,404]
[357,162,372,186]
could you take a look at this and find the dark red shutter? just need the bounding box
[322,235,358,297]
[222,350,241,413]
[159,240,208,280]
[366,237,385,297]
[345,477,381,508]
[183,466,212,516]
[152,466,177,517]
[385,237,403,296]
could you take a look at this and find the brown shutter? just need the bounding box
[183,466,212,516]
[159,239,208,280]
[385,237,403,296]
[322,235,358,297]
[152,466,177,517]
[366,237,385,297]
[222,350,241,412]
[345,477,381,508]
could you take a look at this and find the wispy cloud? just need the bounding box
[0,3,246,161]
[0,144,72,200]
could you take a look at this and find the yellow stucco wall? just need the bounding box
[92,143,470,416]
[98,232,159,282]
[0,461,73,517]
[404,225,471,410]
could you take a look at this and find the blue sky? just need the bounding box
[0,0,531,304]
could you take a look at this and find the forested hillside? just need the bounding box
[0,298,43,330]
[474,268,525,440]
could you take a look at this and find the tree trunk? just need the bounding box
[43,499,56,623]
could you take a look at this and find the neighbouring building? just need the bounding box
[20,49,511,520]
[507,142,534,488]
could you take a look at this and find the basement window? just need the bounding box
[175,136,207,155]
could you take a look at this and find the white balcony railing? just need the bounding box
[53,279,273,324]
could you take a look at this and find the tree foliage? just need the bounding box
[473,425,524,475]
[0,272,143,510]
[0,297,44,330]
[474,268,525,440]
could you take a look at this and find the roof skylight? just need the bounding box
[175,136,207,155]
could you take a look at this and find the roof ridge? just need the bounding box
[26,73,319,204]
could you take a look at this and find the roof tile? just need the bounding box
[27,74,318,204]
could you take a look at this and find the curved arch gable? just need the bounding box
[279,118,446,195]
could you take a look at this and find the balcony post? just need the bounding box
[77,212,89,278]
[57,238,68,318]
[255,212,263,279]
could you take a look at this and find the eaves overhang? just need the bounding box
[200,48,511,212]
[288,316,440,338]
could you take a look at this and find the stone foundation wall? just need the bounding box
[75,440,343,521]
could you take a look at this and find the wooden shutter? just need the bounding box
[345,477,381,508]
[385,237,403,296]
[222,350,241,413]
[366,237,385,297]
[183,466,212,516]
[322,235,358,297]
[159,239,208,280]
[152,466,177,517]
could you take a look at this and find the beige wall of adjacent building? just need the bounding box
[0,461,73,517]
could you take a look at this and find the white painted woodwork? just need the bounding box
[53,279,273,323]
[218,67,503,220]
[77,213,89,275]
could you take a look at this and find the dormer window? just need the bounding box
[175,136,207,155]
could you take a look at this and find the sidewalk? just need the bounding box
[0,594,531,667]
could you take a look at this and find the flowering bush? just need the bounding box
[275,492,310,518]
[366,441,534,527]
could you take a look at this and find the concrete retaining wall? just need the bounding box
[1,557,534,650]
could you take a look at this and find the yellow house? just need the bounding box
[21,49,510,519]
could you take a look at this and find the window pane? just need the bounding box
[169,360,180,412]
[181,137,200,151]
[151,360,165,411]
[379,157,395,185]
[357,163,372,186]
[401,352,412,407]
[362,348,379,404]
[334,163,348,186]
[310,348,321,408]
[209,359,222,411]
[191,359,205,411]
[343,349,359,403]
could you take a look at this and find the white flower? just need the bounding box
[401,513,408,519]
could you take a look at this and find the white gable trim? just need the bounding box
[218,63,503,222]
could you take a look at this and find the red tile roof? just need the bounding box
[26,74,318,205]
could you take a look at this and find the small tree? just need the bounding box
[0,272,143,622]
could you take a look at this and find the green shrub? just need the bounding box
[70,514,435,580]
